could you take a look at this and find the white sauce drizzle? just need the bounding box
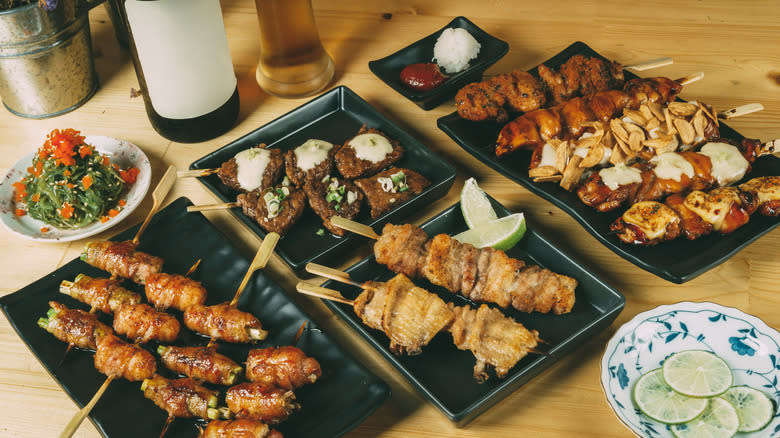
[599,164,642,190]
[234,147,271,192]
[650,152,694,182]
[294,139,333,171]
[349,133,393,163]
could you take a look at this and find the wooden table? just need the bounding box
[1,1,779,437]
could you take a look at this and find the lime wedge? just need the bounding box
[460,177,498,229]
[663,350,733,398]
[453,213,526,250]
[721,385,775,432]
[633,368,708,424]
[671,397,740,438]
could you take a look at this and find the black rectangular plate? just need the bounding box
[437,41,780,283]
[0,197,390,438]
[320,197,625,426]
[368,16,509,110]
[190,86,456,276]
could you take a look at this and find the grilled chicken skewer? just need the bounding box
[145,271,208,312]
[610,176,780,245]
[577,138,772,212]
[330,217,576,315]
[495,75,697,157]
[297,271,542,382]
[157,345,244,386]
[245,346,322,390]
[199,419,284,438]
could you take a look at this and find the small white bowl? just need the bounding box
[601,301,780,437]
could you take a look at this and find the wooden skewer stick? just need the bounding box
[59,375,115,438]
[177,168,219,178]
[718,102,764,119]
[185,259,202,277]
[623,57,673,71]
[305,262,363,288]
[296,282,355,306]
[187,202,239,213]
[133,165,177,245]
[677,72,704,86]
[329,216,379,240]
[293,320,308,344]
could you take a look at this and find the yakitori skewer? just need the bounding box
[329,216,577,315]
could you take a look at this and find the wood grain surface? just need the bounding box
[1,1,779,437]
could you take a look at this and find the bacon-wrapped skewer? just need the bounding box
[59,274,142,314]
[145,272,208,312]
[184,303,268,343]
[112,303,180,344]
[372,223,576,315]
[610,176,780,245]
[495,76,685,157]
[200,419,283,438]
[245,346,322,390]
[94,334,157,381]
[81,240,163,285]
[38,301,112,350]
[157,345,243,386]
[141,375,229,421]
[576,139,770,212]
[225,382,298,425]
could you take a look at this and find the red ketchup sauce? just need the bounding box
[399,63,448,91]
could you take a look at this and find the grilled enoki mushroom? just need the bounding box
[81,240,163,285]
[59,274,142,314]
[94,334,157,381]
[374,223,577,314]
[245,346,322,390]
[184,303,268,343]
[157,345,243,386]
[199,419,283,438]
[38,301,112,350]
[225,382,299,425]
[113,303,180,344]
[141,375,229,420]
[145,272,208,312]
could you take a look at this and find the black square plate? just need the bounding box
[368,16,509,110]
[437,41,780,283]
[190,86,456,276]
[0,197,390,438]
[319,196,625,426]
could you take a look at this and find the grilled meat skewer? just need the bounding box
[284,138,336,187]
[218,146,284,193]
[245,346,322,390]
[236,185,307,235]
[610,176,780,245]
[334,126,403,179]
[81,240,163,285]
[112,303,180,344]
[141,375,228,420]
[94,334,157,381]
[184,303,268,343]
[225,383,299,425]
[145,272,208,312]
[59,274,142,314]
[200,419,283,438]
[157,345,243,386]
[373,224,577,315]
[38,301,112,350]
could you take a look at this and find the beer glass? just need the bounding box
[253,0,335,98]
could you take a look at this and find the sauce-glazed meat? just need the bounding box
[38,301,112,350]
[58,274,141,315]
[218,146,284,193]
[81,240,163,285]
[225,383,298,424]
[354,167,430,219]
[184,303,268,343]
[303,176,364,236]
[284,139,336,187]
[142,375,222,419]
[245,346,322,390]
[200,419,283,438]
[113,303,180,343]
[145,272,208,312]
[94,334,156,381]
[236,185,306,235]
[158,345,243,386]
[334,127,403,179]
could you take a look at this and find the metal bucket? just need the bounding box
[0,1,98,118]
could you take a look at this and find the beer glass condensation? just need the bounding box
[253,0,334,98]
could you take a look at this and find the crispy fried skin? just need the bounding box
[113,303,180,343]
[41,301,112,349]
[64,275,141,314]
[184,303,267,343]
[159,345,243,386]
[200,420,283,438]
[145,272,208,312]
[226,383,298,424]
[82,240,163,285]
[94,334,156,381]
[245,346,322,390]
[142,375,218,419]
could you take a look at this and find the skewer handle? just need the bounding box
[718,103,764,119]
[133,165,177,245]
[677,72,704,86]
[624,57,673,71]
[329,216,380,240]
[296,282,355,306]
[59,375,114,438]
[177,168,219,178]
[187,202,239,212]
[229,232,280,307]
[305,263,363,288]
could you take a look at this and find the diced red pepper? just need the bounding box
[14,208,26,217]
[81,175,92,190]
[60,202,74,219]
[120,167,140,184]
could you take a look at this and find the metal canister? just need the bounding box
[0,1,98,118]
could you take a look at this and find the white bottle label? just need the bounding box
[125,0,237,120]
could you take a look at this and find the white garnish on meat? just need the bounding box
[347,191,358,204]
[295,139,333,171]
[538,143,557,168]
[698,142,749,186]
[599,164,642,190]
[650,152,694,182]
[349,133,393,163]
[378,176,394,193]
[234,147,271,192]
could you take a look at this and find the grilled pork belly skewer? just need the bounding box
[297,271,542,382]
[245,346,322,390]
[112,303,181,344]
[576,138,773,212]
[141,374,231,438]
[59,274,142,314]
[495,74,701,157]
[330,217,577,315]
[145,271,208,312]
[200,419,283,438]
[225,382,299,425]
[185,234,279,345]
[610,175,780,245]
[38,301,112,350]
[157,345,244,386]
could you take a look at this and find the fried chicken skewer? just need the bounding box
[330,217,576,315]
[298,267,542,382]
[610,176,780,245]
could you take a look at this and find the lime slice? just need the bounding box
[671,397,740,438]
[460,177,498,229]
[633,368,708,424]
[453,213,526,250]
[663,350,733,397]
[721,385,775,432]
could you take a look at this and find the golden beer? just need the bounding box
[254,0,335,98]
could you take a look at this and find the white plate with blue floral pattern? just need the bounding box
[601,301,780,437]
